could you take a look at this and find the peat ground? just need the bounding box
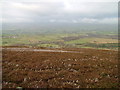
[2,47,119,88]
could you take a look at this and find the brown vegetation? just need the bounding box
[2,47,118,88]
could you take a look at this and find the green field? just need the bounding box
[2,30,118,50]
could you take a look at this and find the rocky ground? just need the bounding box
[2,47,119,88]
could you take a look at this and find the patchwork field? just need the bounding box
[2,47,119,88]
[2,30,118,50]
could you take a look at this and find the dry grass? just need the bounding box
[2,47,119,88]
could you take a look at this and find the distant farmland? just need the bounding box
[2,30,118,50]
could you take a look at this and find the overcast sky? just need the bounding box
[1,0,119,24]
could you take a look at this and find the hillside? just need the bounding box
[2,47,118,88]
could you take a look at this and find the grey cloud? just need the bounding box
[1,1,118,24]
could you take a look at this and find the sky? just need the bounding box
[1,0,119,25]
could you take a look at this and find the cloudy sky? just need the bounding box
[1,0,119,24]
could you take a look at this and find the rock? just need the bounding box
[68,64,71,67]
[16,64,19,67]
[76,80,79,83]
[95,78,98,82]
[68,59,71,60]
[76,85,80,88]
[75,59,77,61]
[107,74,110,78]
[24,78,27,82]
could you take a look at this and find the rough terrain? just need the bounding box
[2,47,119,88]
